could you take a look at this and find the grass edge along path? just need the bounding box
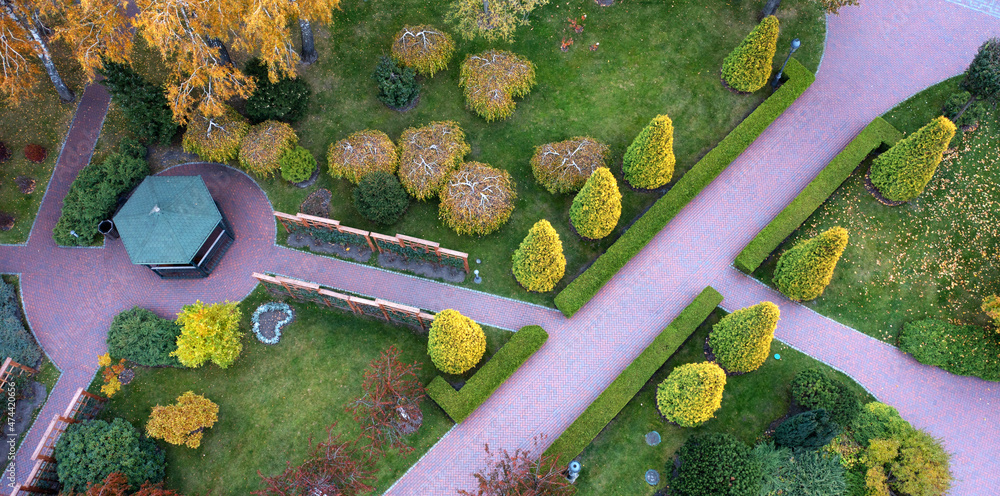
[543,286,723,462]
[554,59,815,317]
[426,325,548,423]
[733,117,904,273]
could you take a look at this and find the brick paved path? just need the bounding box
[2,0,999,494]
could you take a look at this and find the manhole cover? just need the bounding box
[645,469,660,486]
[645,431,661,446]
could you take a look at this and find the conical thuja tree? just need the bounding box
[656,362,727,427]
[622,114,675,189]
[721,15,780,93]
[512,219,566,293]
[709,301,780,373]
[570,167,622,240]
[773,227,849,301]
[869,116,956,202]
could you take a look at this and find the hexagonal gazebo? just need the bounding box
[113,176,234,279]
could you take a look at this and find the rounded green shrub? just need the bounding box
[869,116,956,202]
[182,106,249,163]
[280,146,317,183]
[54,418,165,492]
[353,172,410,225]
[721,16,780,93]
[570,167,621,240]
[942,91,986,128]
[672,433,762,496]
[709,301,780,373]
[512,219,566,293]
[0,279,41,367]
[373,56,420,109]
[107,307,181,367]
[774,409,841,450]
[622,114,676,189]
[244,58,312,123]
[427,309,485,375]
[656,362,726,427]
[791,368,862,426]
[851,402,911,447]
[773,226,849,301]
[898,319,1000,381]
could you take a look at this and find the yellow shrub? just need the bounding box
[146,391,219,448]
[238,120,298,177]
[398,121,470,200]
[622,114,676,189]
[721,16,780,93]
[391,25,456,77]
[512,219,566,293]
[570,167,621,240]
[427,309,485,374]
[182,106,250,163]
[439,162,516,235]
[656,362,726,427]
[530,137,610,193]
[459,50,536,121]
[327,130,399,184]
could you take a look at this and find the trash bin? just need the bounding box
[98,219,119,239]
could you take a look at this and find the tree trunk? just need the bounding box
[205,37,233,66]
[299,19,318,65]
[952,94,976,123]
[761,0,782,17]
[482,0,489,16]
[4,2,75,102]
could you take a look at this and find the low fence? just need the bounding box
[13,388,107,495]
[0,358,39,390]
[275,211,469,272]
[253,273,437,333]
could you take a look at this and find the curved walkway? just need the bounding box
[1,0,999,494]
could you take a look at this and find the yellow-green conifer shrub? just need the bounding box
[869,116,956,202]
[512,219,566,292]
[427,309,486,374]
[709,302,780,373]
[182,106,250,163]
[721,16,780,93]
[622,114,676,189]
[570,167,621,240]
[656,362,726,427]
[774,227,849,301]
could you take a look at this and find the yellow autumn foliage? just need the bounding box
[328,130,399,184]
[427,309,485,374]
[570,167,622,240]
[238,120,298,177]
[512,219,566,293]
[146,391,219,448]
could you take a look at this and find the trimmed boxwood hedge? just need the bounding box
[543,286,723,462]
[734,117,902,273]
[554,59,814,318]
[426,325,547,422]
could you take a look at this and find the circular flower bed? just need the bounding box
[252,302,293,345]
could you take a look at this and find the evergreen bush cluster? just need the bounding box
[427,309,485,375]
[869,116,956,202]
[54,418,165,492]
[391,25,456,77]
[328,130,399,184]
[671,433,762,496]
[791,368,862,425]
[721,16,780,93]
[622,114,676,189]
[754,444,847,496]
[708,302,780,373]
[373,56,420,109]
[774,409,841,450]
[244,58,312,123]
[398,121,470,199]
[99,61,178,145]
[773,226,849,301]
[238,120,298,177]
[353,171,410,225]
[530,137,609,194]
[655,361,726,427]
[181,106,250,163]
[898,318,1000,381]
[942,91,986,128]
[0,279,41,367]
[53,140,148,246]
[570,167,621,240]
[106,307,181,367]
[439,162,516,235]
[279,146,317,183]
[459,50,536,121]
[511,220,566,293]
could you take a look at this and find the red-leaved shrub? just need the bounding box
[24,144,47,163]
[0,141,10,163]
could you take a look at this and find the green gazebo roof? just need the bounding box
[114,176,222,265]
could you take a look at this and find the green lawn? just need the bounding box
[573,309,874,495]
[103,0,824,306]
[95,286,511,495]
[0,41,85,244]
[752,76,1000,342]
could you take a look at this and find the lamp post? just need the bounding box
[771,38,801,90]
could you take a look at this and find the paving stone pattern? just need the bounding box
[1,0,998,494]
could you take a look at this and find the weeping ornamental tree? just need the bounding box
[774,226,849,302]
[869,116,956,202]
[447,0,550,42]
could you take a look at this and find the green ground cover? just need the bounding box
[573,308,874,495]
[94,286,511,494]
[0,42,85,245]
[752,76,1000,342]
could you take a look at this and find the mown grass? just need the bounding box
[0,41,86,244]
[218,0,826,307]
[95,285,511,495]
[573,309,874,495]
[752,76,1000,342]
